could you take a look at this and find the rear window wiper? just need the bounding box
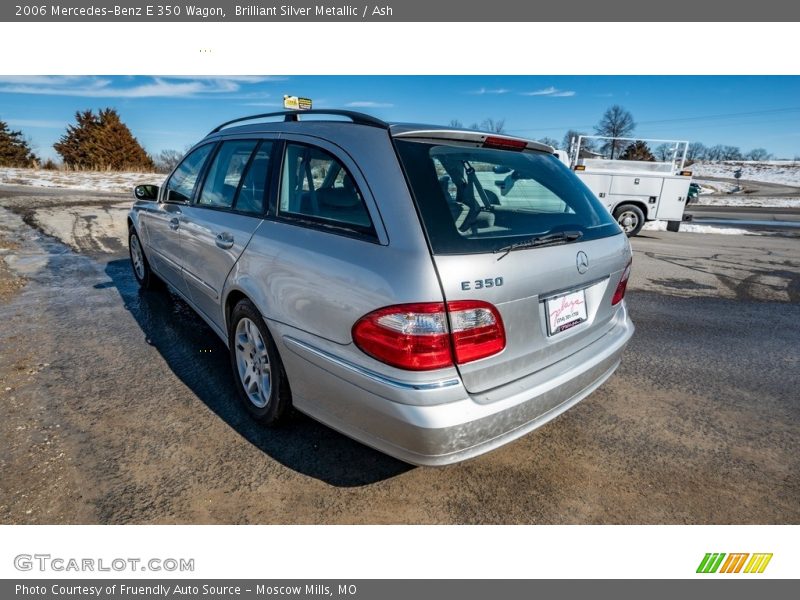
[494,231,583,260]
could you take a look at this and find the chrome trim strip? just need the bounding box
[283,336,461,391]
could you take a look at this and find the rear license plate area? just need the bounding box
[545,289,588,336]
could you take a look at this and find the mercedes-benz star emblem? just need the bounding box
[576,251,589,274]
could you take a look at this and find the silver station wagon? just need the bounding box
[128,110,634,466]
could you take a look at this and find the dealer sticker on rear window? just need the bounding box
[546,289,588,335]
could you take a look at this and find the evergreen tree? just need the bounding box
[54,108,154,170]
[619,140,655,162]
[0,119,38,167]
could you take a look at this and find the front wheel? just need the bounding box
[228,299,291,425]
[613,204,645,237]
[129,228,160,289]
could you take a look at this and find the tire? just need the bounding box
[128,227,160,289]
[666,220,681,232]
[228,299,291,425]
[613,204,645,237]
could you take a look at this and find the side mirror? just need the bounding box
[134,184,159,201]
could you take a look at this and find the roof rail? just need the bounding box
[209,110,389,134]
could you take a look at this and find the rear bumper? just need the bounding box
[278,304,634,467]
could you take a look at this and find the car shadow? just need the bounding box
[104,258,413,487]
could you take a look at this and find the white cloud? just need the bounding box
[522,86,558,96]
[469,87,510,95]
[164,75,288,83]
[521,87,576,97]
[5,118,65,129]
[345,101,394,108]
[0,76,282,99]
[0,76,84,85]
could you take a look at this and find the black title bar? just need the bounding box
[3,1,800,22]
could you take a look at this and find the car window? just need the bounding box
[279,143,374,235]
[164,144,213,203]
[395,140,620,254]
[198,140,258,209]
[234,142,272,215]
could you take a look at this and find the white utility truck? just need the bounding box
[564,136,694,236]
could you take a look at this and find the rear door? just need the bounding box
[394,135,631,395]
[655,176,691,220]
[180,139,274,330]
[575,172,613,212]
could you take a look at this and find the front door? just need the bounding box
[141,143,214,295]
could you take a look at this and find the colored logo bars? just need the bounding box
[696,553,773,574]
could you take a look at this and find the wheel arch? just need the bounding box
[224,288,250,334]
[611,199,649,220]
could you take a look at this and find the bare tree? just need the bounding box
[705,144,725,161]
[686,142,706,162]
[562,129,595,154]
[654,143,674,162]
[537,137,559,149]
[155,149,184,173]
[479,118,506,133]
[594,105,636,159]
[721,145,742,160]
[745,148,771,161]
[449,119,463,129]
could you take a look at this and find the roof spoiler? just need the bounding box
[392,129,554,153]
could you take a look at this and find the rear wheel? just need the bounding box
[228,299,290,425]
[666,220,681,232]
[613,204,645,237]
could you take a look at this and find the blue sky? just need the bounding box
[1,75,799,160]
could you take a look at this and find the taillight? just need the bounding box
[448,301,506,364]
[611,259,632,306]
[352,301,505,371]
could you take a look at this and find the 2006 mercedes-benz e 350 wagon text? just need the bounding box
[128,110,634,466]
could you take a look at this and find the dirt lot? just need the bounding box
[0,186,798,524]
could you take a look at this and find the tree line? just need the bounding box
[0,108,178,172]
[454,105,786,162]
[0,106,793,171]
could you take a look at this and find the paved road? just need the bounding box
[688,205,800,230]
[0,188,798,524]
[695,175,800,197]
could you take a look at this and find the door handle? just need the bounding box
[169,217,180,231]
[215,232,234,250]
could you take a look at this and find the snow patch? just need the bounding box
[642,220,756,236]
[689,161,800,186]
[0,167,164,194]
[695,196,800,209]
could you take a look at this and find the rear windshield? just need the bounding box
[394,139,621,254]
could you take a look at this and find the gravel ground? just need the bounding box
[0,186,798,524]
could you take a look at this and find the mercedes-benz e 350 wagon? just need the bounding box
[128,110,634,466]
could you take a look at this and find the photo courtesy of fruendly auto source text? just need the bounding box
[0,0,798,595]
